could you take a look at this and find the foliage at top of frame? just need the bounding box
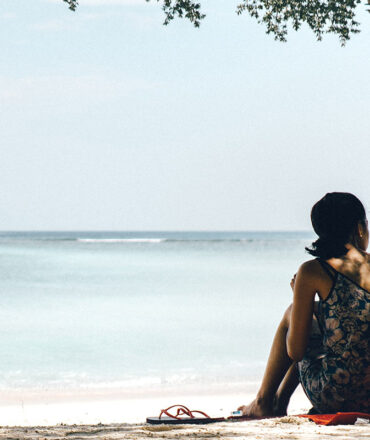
[236,0,365,45]
[63,0,369,45]
[149,0,205,27]
[63,0,77,11]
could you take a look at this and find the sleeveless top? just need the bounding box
[297,259,370,413]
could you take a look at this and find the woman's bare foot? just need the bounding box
[238,396,274,418]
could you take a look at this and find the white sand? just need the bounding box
[0,385,367,439]
[0,416,369,439]
[0,382,310,426]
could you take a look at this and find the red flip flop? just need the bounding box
[146,404,226,425]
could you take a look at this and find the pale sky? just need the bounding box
[1,0,369,230]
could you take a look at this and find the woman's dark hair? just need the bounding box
[306,192,367,260]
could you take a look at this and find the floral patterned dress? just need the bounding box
[297,259,370,413]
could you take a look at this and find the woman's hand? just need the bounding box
[290,273,297,292]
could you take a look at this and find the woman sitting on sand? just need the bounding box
[239,192,369,416]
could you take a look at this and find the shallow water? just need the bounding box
[0,231,314,391]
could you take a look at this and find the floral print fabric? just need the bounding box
[297,262,370,413]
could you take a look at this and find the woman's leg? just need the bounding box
[274,362,300,415]
[238,305,299,417]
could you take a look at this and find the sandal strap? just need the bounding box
[159,404,210,420]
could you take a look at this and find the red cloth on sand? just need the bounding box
[298,412,370,425]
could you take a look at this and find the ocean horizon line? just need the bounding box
[0,230,315,244]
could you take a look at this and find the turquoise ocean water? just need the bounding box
[0,231,314,392]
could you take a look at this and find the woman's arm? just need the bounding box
[286,261,318,361]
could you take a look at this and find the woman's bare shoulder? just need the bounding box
[297,259,323,277]
[296,259,332,291]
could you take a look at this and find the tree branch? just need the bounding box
[236,0,363,45]
[63,0,369,44]
[147,0,205,27]
[63,0,78,11]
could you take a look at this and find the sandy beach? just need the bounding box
[0,385,368,439]
[0,415,369,439]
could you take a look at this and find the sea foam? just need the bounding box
[77,238,166,243]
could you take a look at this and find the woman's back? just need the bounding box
[328,250,370,293]
[299,251,370,413]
